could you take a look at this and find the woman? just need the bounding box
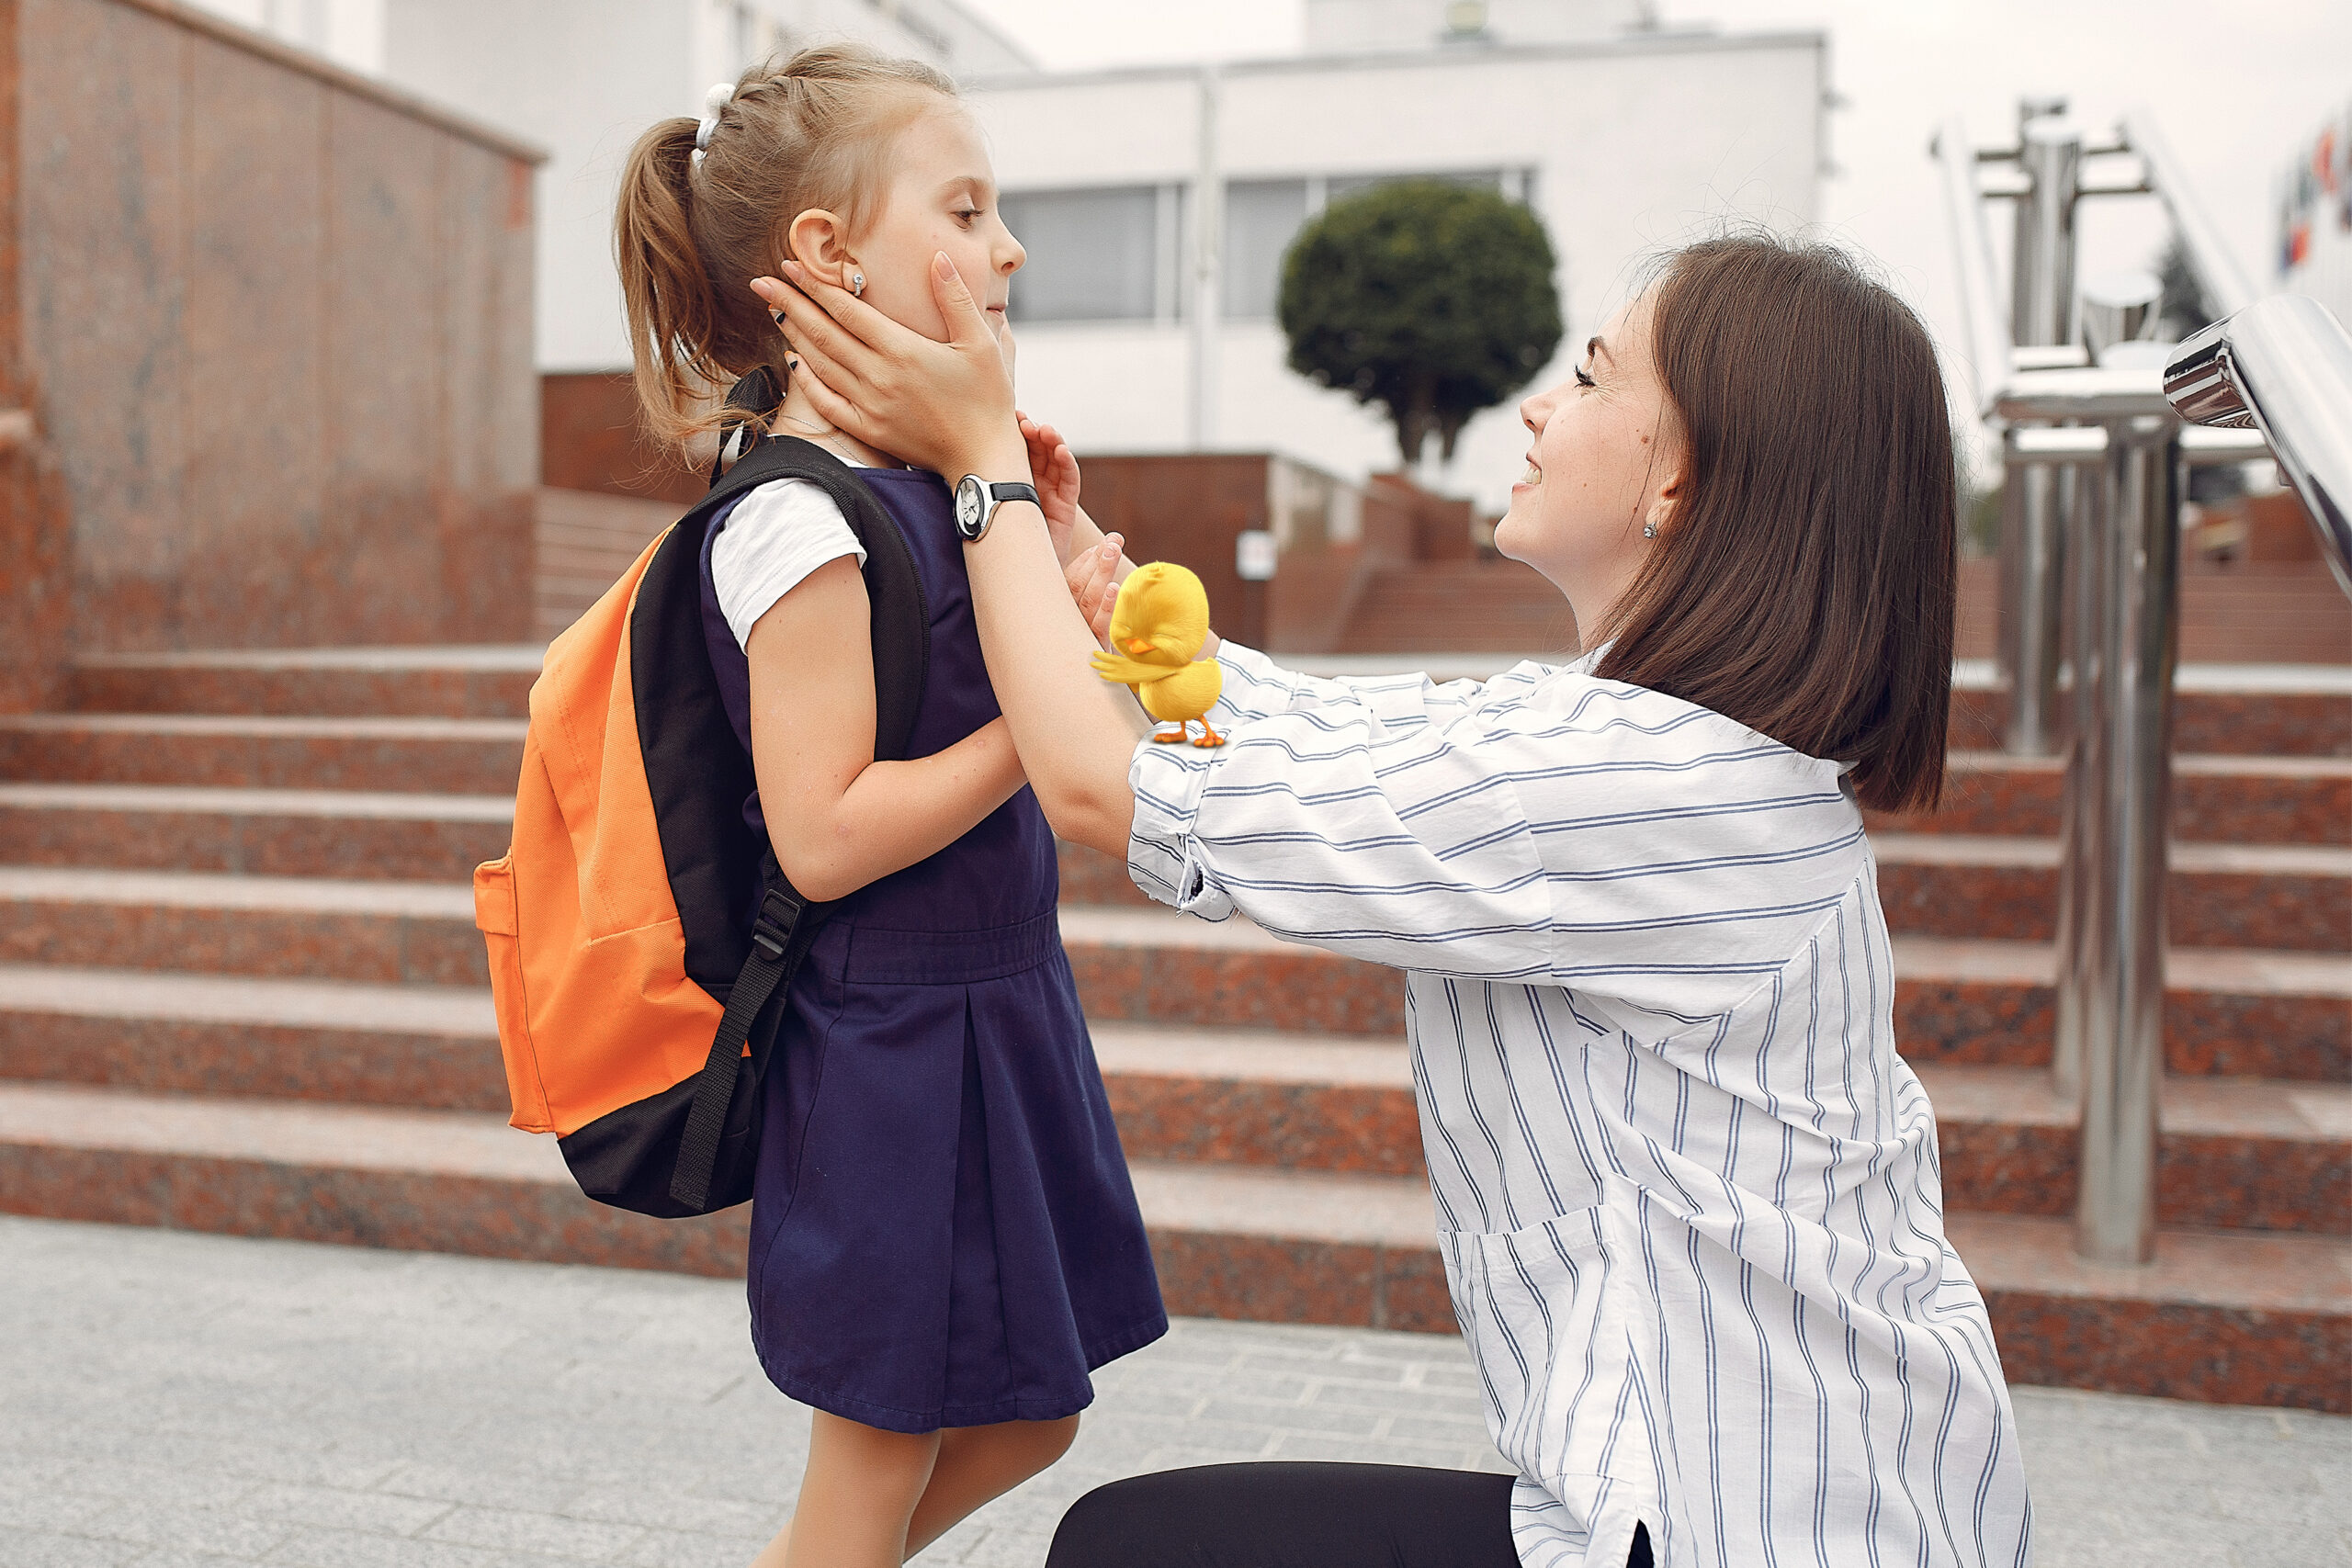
[754,232,2033,1568]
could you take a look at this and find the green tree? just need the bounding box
[1277,178,1563,468]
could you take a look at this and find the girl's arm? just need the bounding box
[759,257,1149,856]
[747,553,1027,900]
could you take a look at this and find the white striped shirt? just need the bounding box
[1127,642,2034,1568]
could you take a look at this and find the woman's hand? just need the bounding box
[751,253,1017,479]
[1019,412,1083,566]
[1065,535,1123,649]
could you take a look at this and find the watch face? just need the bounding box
[955,477,984,536]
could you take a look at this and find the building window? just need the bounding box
[1224,180,1311,321]
[1223,168,1532,321]
[1001,186,1182,324]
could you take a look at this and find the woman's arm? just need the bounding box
[747,554,1027,900]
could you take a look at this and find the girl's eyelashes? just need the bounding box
[953,207,981,227]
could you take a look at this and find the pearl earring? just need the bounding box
[850,271,865,297]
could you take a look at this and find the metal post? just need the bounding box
[2067,414,2179,1265]
[1186,66,1223,452]
[1998,116,2086,755]
[2052,275,2165,1100]
[2007,94,2069,341]
[2050,434,2104,1104]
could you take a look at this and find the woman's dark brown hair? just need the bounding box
[1593,233,1957,814]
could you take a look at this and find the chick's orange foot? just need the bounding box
[1152,725,1191,744]
[1192,723,1224,748]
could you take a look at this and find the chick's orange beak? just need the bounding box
[1125,637,1152,654]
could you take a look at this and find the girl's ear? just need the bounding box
[785,209,856,290]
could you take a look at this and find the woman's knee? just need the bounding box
[1045,1468,1215,1568]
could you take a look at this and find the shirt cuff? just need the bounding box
[1125,735,1235,921]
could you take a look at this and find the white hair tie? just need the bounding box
[691,82,733,167]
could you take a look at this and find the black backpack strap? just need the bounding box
[662,436,936,1211]
[669,853,813,1211]
[690,434,932,761]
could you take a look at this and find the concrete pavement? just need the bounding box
[2,1216,2344,1567]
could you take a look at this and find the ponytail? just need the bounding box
[616,117,728,452]
[613,43,958,458]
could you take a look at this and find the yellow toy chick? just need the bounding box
[1089,561,1225,747]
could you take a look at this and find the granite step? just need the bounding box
[1100,1027,2349,1235]
[56,648,2352,757]
[1061,882,2349,1080]
[1883,937,2348,1083]
[1947,664,2349,757]
[4,879,2340,1083]
[1061,837,2352,953]
[7,977,2336,1235]
[0,714,526,795]
[0,867,485,987]
[1064,908,2352,1084]
[0,965,502,1112]
[1867,751,2352,846]
[0,783,512,883]
[0,1082,1451,1333]
[0,1081,2338,1410]
[67,647,543,720]
[1870,834,2351,953]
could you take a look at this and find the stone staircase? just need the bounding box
[1330,557,2352,663]
[0,648,2345,1412]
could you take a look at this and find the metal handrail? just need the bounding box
[2122,108,2256,320]
[2165,295,2352,600]
[1931,117,2011,419]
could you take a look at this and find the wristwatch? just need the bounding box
[953,475,1040,543]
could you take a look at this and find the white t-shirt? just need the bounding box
[708,459,868,651]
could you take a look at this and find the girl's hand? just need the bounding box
[1066,536,1123,649]
[752,254,1017,479]
[1018,412,1082,566]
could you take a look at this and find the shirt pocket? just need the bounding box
[1453,1190,1657,1500]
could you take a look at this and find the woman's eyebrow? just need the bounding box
[1589,335,1613,365]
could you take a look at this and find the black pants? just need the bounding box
[1044,1462,1655,1568]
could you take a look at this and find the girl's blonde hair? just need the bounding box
[616,42,957,453]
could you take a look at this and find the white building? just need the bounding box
[978,3,1825,508]
[185,0,1826,512]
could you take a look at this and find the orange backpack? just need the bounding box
[474,435,930,1216]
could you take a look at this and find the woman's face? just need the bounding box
[1493,290,1684,638]
[847,104,1023,350]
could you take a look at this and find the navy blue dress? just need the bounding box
[700,460,1167,1436]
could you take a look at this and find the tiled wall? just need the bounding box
[8,0,541,675]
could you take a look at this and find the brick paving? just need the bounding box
[3,1217,2346,1568]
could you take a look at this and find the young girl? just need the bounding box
[614,44,1165,1568]
[761,233,2036,1567]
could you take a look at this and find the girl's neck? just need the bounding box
[771,383,909,471]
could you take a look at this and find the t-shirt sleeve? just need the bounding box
[707,478,868,650]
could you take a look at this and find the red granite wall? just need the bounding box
[541,371,704,508]
[6,0,541,674]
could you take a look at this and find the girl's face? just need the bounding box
[799,103,1024,352]
[1493,291,1685,641]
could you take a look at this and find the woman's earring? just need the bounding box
[1643,520,1659,539]
[849,271,865,297]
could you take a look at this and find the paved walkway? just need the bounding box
[3,1217,2344,1568]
